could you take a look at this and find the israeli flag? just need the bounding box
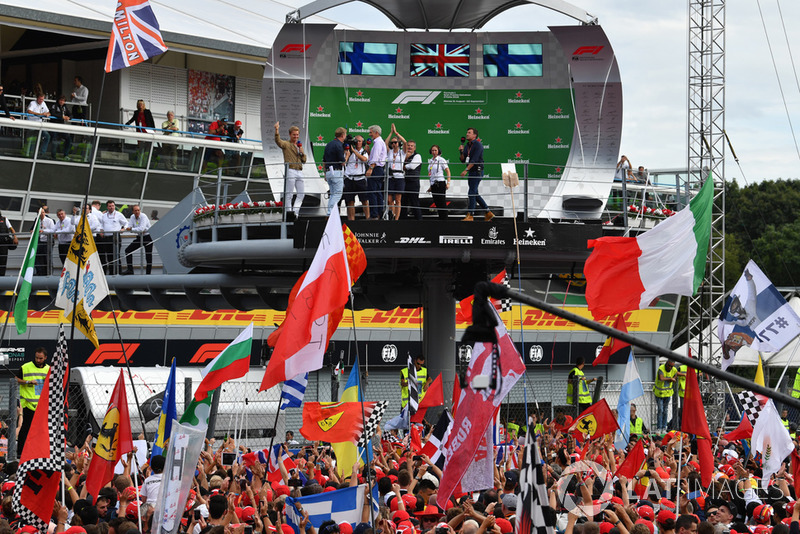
[285,484,378,534]
[615,350,644,448]
[281,373,308,410]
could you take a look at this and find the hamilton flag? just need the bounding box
[86,370,133,499]
[13,325,69,533]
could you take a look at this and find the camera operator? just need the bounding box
[343,134,370,220]
[322,127,347,215]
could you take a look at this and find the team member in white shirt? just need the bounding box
[35,207,55,275]
[46,209,75,266]
[123,205,152,275]
[27,94,51,157]
[98,200,129,275]
[427,145,450,219]
[71,205,101,235]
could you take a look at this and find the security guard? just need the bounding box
[400,354,429,408]
[781,408,791,432]
[630,403,649,436]
[17,347,49,455]
[506,420,520,439]
[567,357,595,413]
[654,360,677,433]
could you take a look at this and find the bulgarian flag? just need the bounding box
[585,177,713,319]
[194,324,253,401]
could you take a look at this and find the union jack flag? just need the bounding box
[410,44,470,77]
[105,0,168,72]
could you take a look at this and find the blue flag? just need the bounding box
[338,42,398,76]
[483,44,543,77]
[615,350,644,448]
[152,358,177,458]
[285,484,377,534]
[281,373,308,410]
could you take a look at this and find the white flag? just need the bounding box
[752,400,793,489]
[55,211,109,315]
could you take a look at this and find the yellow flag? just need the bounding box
[754,354,765,386]
[65,299,99,348]
[55,211,109,315]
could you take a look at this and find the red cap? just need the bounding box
[635,519,654,534]
[126,502,139,520]
[611,496,624,506]
[123,486,138,501]
[275,485,291,497]
[185,489,197,512]
[393,511,411,523]
[17,527,39,534]
[495,518,513,534]
[324,486,337,493]
[389,475,399,484]
[235,120,242,126]
[688,460,700,471]
[396,521,415,534]
[599,523,614,534]
[339,523,353,534]
[657,509,676,524]
[753,526,771,534]
[281,525,294,534]
[402,494,417,512]
[658,498,676,510]
[785,502,796,517]
[417,505,443,518]
[64,527,88,534]
[753,504,773,525]
[241,506,256,523]
[637,507,654,522]
[1,482,14,493]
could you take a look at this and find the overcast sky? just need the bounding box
[20,1,800,183]
[320,0,800,184]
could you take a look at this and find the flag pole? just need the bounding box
[109,307,150,445]
[348,294,376,529]
[266,388,285,463]
[131,452,143,533]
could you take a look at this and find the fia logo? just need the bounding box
[529,345,543,362]
[382,344,398,363]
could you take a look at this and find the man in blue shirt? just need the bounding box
[322,127,347,215]
[459,127,493,221]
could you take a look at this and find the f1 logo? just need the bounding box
[280,44,311,53]
[189,343,231,364]
[573,46,604,55]
[85,344,140,365]
[392,91,441,105]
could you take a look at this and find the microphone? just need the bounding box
[461,136,466,143]
[296,141,302,148]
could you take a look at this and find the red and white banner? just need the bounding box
[438,308,526,505]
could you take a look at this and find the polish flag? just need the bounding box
[260,211,351,391]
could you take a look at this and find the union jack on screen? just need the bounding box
[410,44,470,77]
[105,0,168,72]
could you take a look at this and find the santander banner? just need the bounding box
[438,308,526,505]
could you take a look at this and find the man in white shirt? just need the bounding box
[140,454,165,504]
[98,200,129,275]
[366,125,387,219]
[34,206,55,275]
[47,209,75,266]
[123,205,153,275]
[27,94,51,157]
[71,205,101,235]
[70,76,89,120]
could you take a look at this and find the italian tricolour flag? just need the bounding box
[585,177,714,320]
[194,323,253,401]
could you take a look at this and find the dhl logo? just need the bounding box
[367,308,422,325]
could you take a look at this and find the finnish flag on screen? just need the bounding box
[285,484,379,534]
[338,42,398,76]
[483,44,543,77]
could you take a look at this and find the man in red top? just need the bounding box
[204,117,228,169]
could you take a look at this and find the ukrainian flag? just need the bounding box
[332,356,372,478]
[152,358,177,458]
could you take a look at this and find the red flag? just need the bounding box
[438,308,526,506]
[262,214,359,391]
[410,424,422,453]
[86,370,133,499]
[593,314,631,366]
[723,414,753,441]
[451,379,462,417]
[681,364,713,487]
[791,450,800,491]
[568,399,620,439]
[411,374,444,423]
[459,270,508,323]
[614,439,646,479]
[13,327,69,532]
[300,401,378,443]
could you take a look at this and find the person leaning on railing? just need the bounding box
[161,111,181,170]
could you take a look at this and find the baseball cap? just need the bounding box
[281,525,294,534]
[393,511,411,523]
[599,523,615,534]
[501,493,517,511]
[635,519,654,534]
[657,509,676,524]
[417,505,443,519]
[64,528,87,534]
[241,506,256,523]
[495,518,513,534]
[339,523,353,534]
[235,120,242,126]
[126,502,139,520]
[638,506,655,522]
[17,527,38,534]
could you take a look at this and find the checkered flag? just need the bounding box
[407,354,418,417]
[515,439,555,534]
[737,390,767,426]
[357,401,388,448]
[13,325,69,533]
[499,270,512,312]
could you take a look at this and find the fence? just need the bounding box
[0,368,754,462]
